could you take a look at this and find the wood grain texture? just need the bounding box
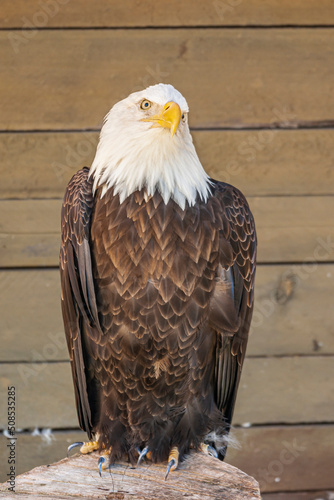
[1,196,334,267]
[1,357,333,430]
[0,452,261,500]
[0,270,67,362]
[0,362,76,430]
[0,426,332,493]
[2,29,334,130]
[1,0,334,27]
[226,425,334,493]
[1,265,333,363]
[234,356,334,425]
[1,129,334,199]
[248,264,334,357]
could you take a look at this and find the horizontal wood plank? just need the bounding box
[234,356,334,425]
[1,196,334,267]
[2,29,334,129]
[1,425,332,493]
[1,265,333,363]
[1,129,334,199]
[248,264,334,357]
[2,0,334,27]
[0,357,333,431]
[0,430,85,485]
[0,362,77,430]
[226,425,334,492]
[0,270,67,362]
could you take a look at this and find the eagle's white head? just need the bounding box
[90,83,211,209]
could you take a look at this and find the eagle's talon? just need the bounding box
[67,441,84,457]
[200,443,218,458]
[165,458,176,480]
[207,445,218,458]
[165,446,179,480]
[68,439,100,456]
[98,456,106,477]
[137,446,149,467]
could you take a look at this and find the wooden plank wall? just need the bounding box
[0,2,333,496]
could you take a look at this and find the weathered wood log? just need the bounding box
[0,452,261,499]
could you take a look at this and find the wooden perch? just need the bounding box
[0,452,260,499]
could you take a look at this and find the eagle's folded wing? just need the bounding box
[60,167,101,437]
[210,181,257,454]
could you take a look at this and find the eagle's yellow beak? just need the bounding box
[142,101,181,137]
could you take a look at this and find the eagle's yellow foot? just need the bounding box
[200,443,218,458]
[165,446,179,480]
[67,440,100,456]
[80,440,100,454]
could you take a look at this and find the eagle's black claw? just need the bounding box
[165,458,176,480]
[98,456,106,477]
[200,442,219,459]
[137,446,149,467]
[67,441,84,457]
[165,446,179,480]
[207,445,218,458]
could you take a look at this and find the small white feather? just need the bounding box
[205,430,241,452]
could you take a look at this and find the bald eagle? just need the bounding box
[61,84,256,478]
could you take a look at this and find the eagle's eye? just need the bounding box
[140,99,152,110]
[181,113,187,123]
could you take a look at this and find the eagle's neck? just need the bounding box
[89,125,211,210]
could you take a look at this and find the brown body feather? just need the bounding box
[60,167,256,463]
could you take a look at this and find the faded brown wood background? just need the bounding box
[0,1,334,497]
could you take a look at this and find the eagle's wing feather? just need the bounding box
[210,181,256,443]
[60,167,101,438]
